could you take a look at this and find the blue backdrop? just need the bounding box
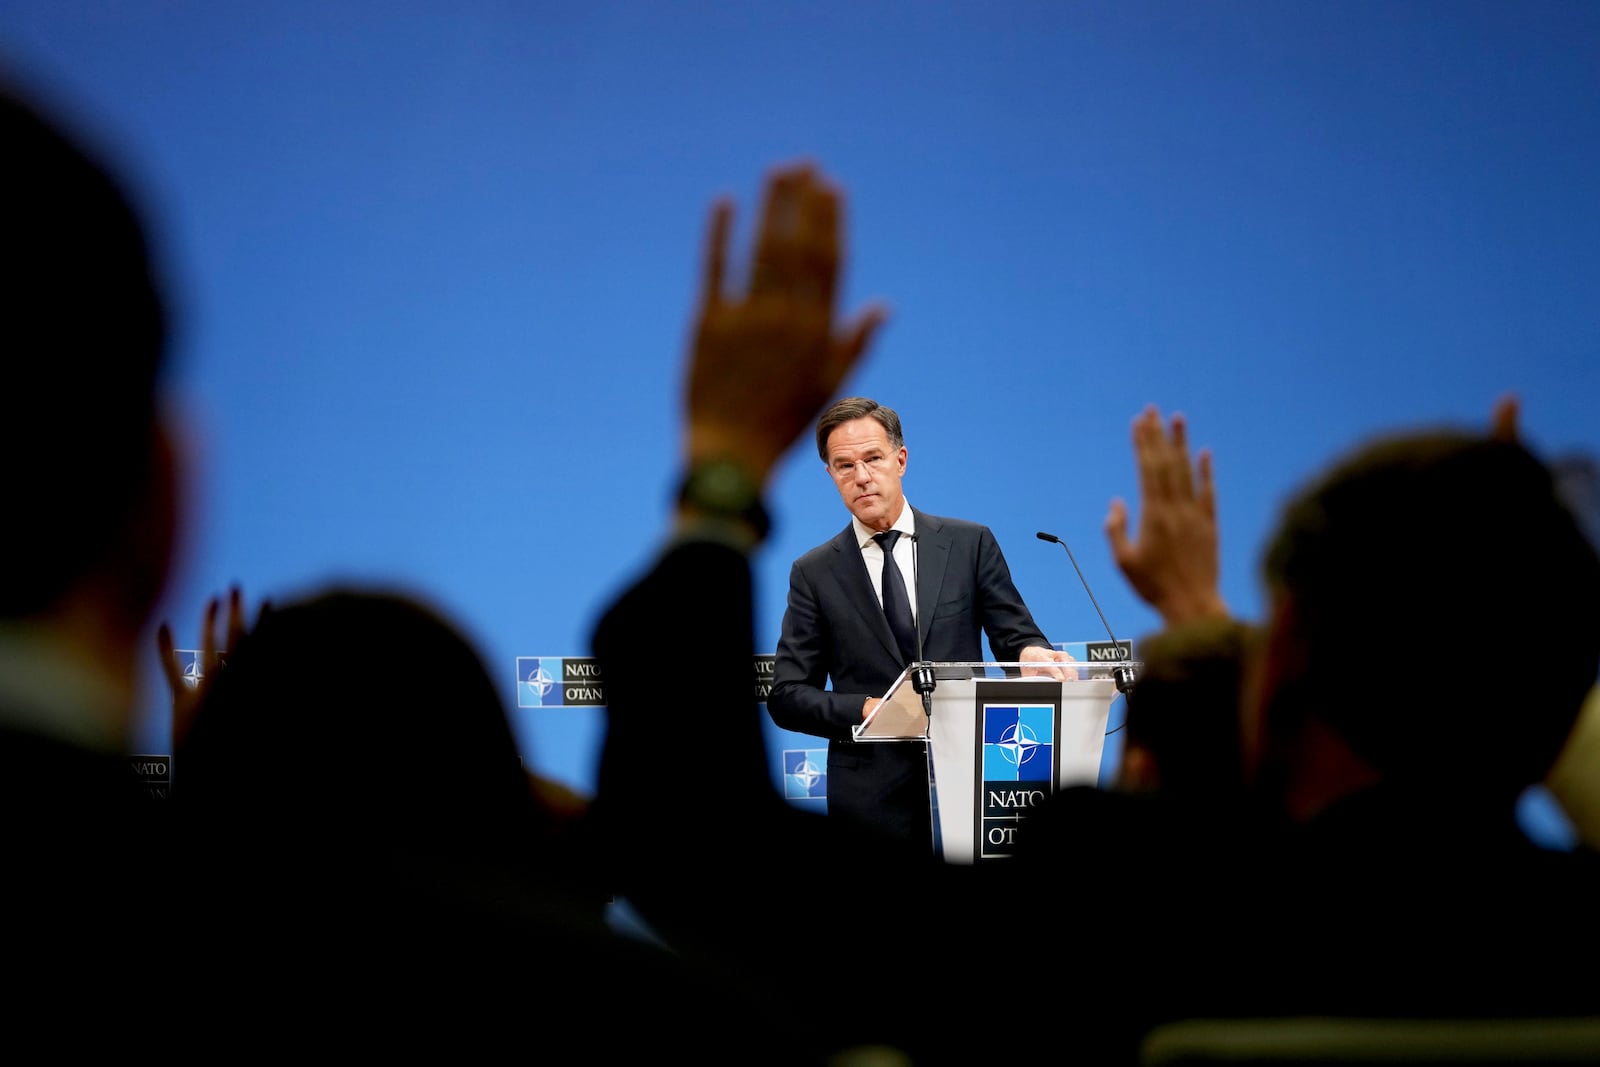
[4,2,1595,838]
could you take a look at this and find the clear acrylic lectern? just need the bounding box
[852,660,1137,864]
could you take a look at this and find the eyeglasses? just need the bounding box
[828,454,894,482]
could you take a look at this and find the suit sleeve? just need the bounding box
[590,540,785,867]
[766,557,870,742]
[588,535,977,1064]
[974,525,1052,660]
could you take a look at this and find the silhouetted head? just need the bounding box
[1250,429,1600,808]
[177,587,546,869]
[1119,617,1256,801]
[0,79,174,626]
[173,587,621,1017]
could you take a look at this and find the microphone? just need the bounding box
[1036,531,1136,694]
[908,534,935,716]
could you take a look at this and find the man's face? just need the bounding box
[824,416,907,532]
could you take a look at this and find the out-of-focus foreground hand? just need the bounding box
[156,584,260,748]
[528,771,592,828]
[1105,405,1229,626]
[684,160,888,485]
[1019,644,1079,681]
[1491,393,1519,442]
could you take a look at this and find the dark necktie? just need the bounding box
[873,530,917,664]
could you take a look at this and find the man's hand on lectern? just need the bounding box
[1019,644,1078,681]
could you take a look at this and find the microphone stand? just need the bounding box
[906,534,943,860]
[908,534,935,717]
[1035,531,1137,696]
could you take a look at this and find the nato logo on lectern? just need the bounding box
[980,703,1055,858]
[783,748,828,800]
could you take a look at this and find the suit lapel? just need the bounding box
[827,523,904,663]
[910,508,949,655]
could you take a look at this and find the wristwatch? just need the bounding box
[676,458,771,542]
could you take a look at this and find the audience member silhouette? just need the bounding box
[1112,617,1256,801]
[1545,449,1600,848]
[0,77,184,1043]
[1549,684,1600,850]
[168,583,798,1060]
[1004,404,1251,881]
[1203,425,1600,1025]
[160,581,596,826]
[1020,403,1600,1056]
[1105,404,1231,629]
[1099,398,1600,845]
[172,587,593,903]
[1096,403,1252,801]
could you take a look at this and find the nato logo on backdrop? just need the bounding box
[783,748,828,801]
[129,754,171,799]
[516,657,558,707]
[515,657,605,707]
[517,654,774,708]
[753,655,775,702]
[172,648,226,690]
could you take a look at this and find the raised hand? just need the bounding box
[157,584,260,747]
[684,161,888,485]
[1105,405,1229,626]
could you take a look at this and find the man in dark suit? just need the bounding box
[767,395,1073,851]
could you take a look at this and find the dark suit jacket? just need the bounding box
[767,507,1050,847]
